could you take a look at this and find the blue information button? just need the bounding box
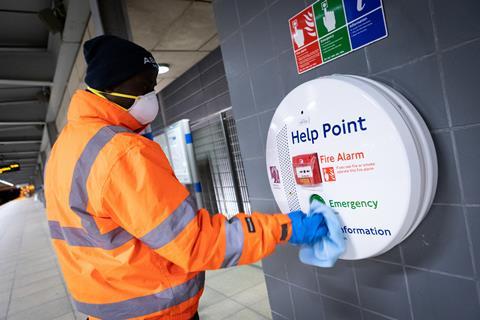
[348,7,387,50]
[343,0,382,22]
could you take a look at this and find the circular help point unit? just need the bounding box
[266,75,438,260]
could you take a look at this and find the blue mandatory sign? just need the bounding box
[348,7,387,50]
[343,0,382,22]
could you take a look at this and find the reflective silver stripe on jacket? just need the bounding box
[49,126,134,249]
[73,272,205,319]
[140,195,197,249]
[221,217,244,267]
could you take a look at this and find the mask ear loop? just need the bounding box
[87,86,139,100]
[87,86,108,99]
[87,86,140,111]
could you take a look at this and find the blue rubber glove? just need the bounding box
[288,210,328,245]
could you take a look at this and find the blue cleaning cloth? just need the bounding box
[299,200,346,268]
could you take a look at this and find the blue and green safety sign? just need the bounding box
[289,0,388,74]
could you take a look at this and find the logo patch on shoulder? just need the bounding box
[245,217,256,233]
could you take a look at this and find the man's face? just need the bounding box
[104,67,158,109]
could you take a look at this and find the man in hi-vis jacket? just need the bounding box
[45,35,328,320]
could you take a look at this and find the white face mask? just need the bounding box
[128,91,159,125]
[87,87,159,125]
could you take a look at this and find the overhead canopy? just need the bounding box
[0,0,53,186]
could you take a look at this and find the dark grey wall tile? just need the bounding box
[164,77,202,108]
[162,66,200,99]
[250,198,277,213]
[272,311,288,320]
[381,56,449,130]
[432,132,461,204]
[160,49,228,125]
[402,205,473,277]
[407,268,480,320]
[243,156,273,199]
[262,246,288,281]
[363,311,392,320]
[316,49,368,77]
[181,65,201,84]
[235,0,266,25]
[443,39,480,126]
[199,47,223,72]
[316,260,359,304]
[214,0,239,41]
[200,61,226,88]
[323,297,362,320]
[165,91,204,119]
[228,73,256,119]
[356,260,410,319]
[202,77,229,100]
[278,50,318,94]
[433,0,480,49]
[265,276,295,319]
[454,126,480,204]
[242,11,274,69]
[373,246,402,263]
[284,245,319,292]
[466,207,480,275]
[268,0,305,56]
[291,285,325,320]
[221,32,248,77]
[251,59,284,112]
[183,104,208,124]
[206,92,231,114]
[258,109,276,150]
[366,0,435,73]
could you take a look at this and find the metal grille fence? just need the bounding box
[191,108,250,218]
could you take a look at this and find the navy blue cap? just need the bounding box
[83,35,158,90]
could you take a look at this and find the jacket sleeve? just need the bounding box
[101,142,292,272]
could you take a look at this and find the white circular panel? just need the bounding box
[336,75,437,242]
[266,76,437,260]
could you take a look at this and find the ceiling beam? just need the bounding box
[2,167,35,172]
[45,0,90,123]
[0,9,39,14]
[0,158,39,162]
[1,174,34,179]
[0,100,40,106]
[0,47,46,52]
[0,121,45,126]
[0,140,42,145]
[0,79,52,87]
[0,50,55,82]
[0,151,39,156]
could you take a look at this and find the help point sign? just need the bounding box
[266,75,437,259]
[289,0,388,74]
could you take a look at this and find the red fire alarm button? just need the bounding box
[292,153,322,186]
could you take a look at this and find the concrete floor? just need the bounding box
[0,198,271,320]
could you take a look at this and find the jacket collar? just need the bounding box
[67,90,144,132]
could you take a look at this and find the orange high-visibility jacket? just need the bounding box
[44,90,292,320]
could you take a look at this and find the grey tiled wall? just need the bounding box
[212,0,480,319]
[152,47,231,133]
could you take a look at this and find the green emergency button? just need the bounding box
[310,194,326,204]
